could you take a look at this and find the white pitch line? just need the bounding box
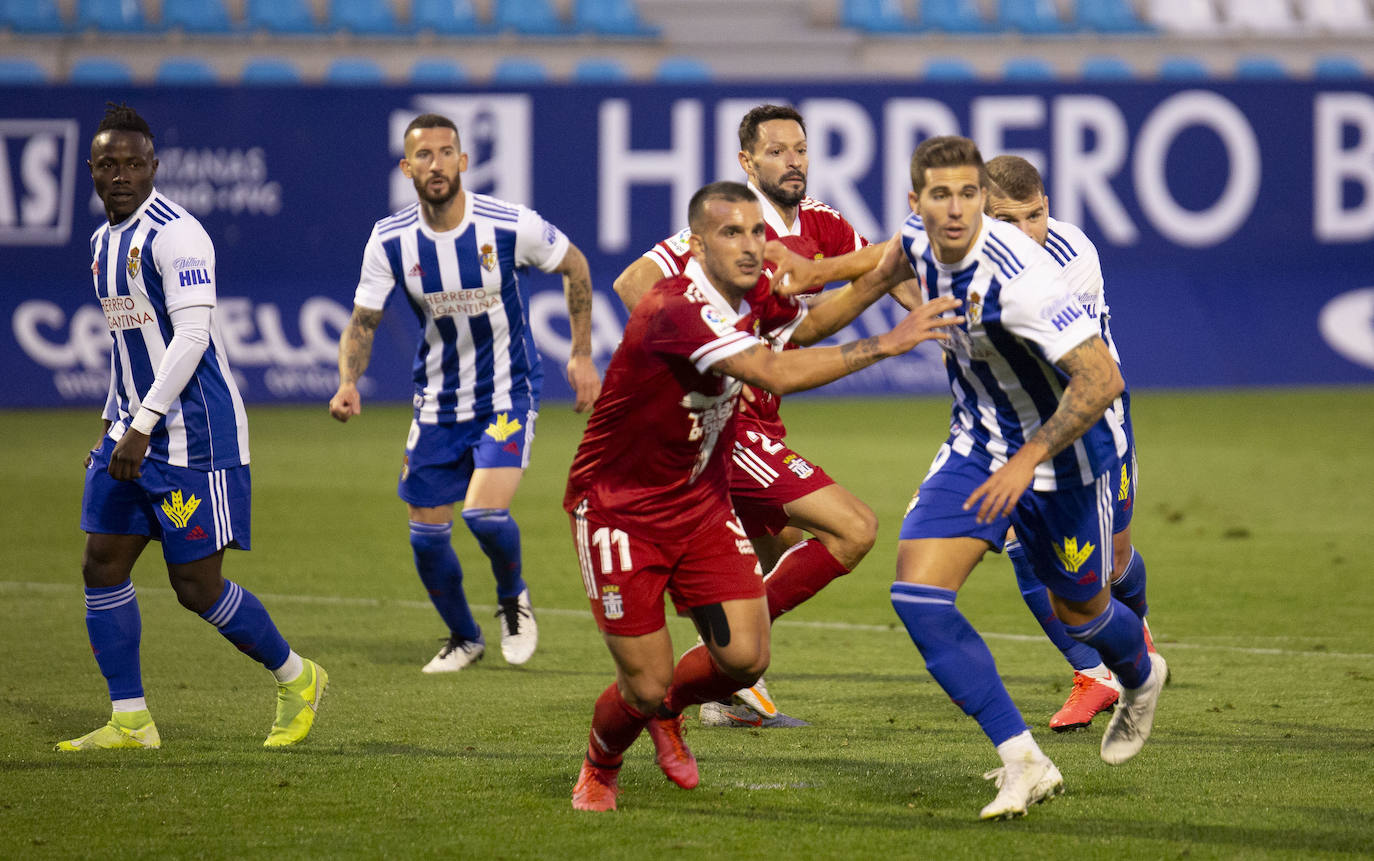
[7,580,1373,661]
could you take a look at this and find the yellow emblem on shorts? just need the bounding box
[1118,463,1130,502]
[485,412,522,442]
[1054,536,1095,573]
[160,489,201,530]
[126,246,141,279]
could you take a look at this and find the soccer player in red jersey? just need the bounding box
[567,181,960,811]
[612,105,898,725]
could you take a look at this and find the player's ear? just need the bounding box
[399,157,413,178]
[457,151,468,174]
[907,189,920,215]
[737,149,751,177]
[688,231,705,259]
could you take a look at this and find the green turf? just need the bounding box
[3,389,1373,859]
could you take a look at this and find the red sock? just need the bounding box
[764,539,849,621]
[663,643,748,713]
[587,683,649,768]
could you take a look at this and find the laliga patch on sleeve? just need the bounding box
[665,228,691,256]
[700,304,737,337]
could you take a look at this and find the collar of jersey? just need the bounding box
[747,181,801,238]
[683,258,743,322]
[107,190,160,234]
[417,190,473,239]
[926,216,988,274]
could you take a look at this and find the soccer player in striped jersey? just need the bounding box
[567,181,960,811]
[612,105,883,727]
[785,136,1167,819]
[60,103,326,752]
[329,113,601,673]
[984,154,1162,733]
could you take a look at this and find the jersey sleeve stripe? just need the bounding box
[983,245,1018,281]
[985,234,1024,271]
[690,330,757,374]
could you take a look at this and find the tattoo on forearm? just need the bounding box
[565,270,594,357]
[840,336,883,371]
[1032,340,1116,457]
[340,308,382,384]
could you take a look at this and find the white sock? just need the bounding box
[111,697,148,714]
[271,651,304,683]
[996,729,1041,765]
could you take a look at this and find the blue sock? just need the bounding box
[200,580,291,671]
[1009,540,1102,672]
[410,521,481,642]
[85,580,144,701]
[890,582,1028,746]
[1111,546,1149,619]
[1063,598,1150,689]
[461,508,525,600]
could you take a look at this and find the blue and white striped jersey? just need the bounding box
[89,190,250,470]
[900,215,1124,491]
[355,191,570,424]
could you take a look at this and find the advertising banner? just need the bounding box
[3,81,1372,409]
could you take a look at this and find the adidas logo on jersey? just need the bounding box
[185,525,208,540]
[408,263,425,278]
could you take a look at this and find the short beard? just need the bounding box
[759,175,805,209]
[414,175,459,207]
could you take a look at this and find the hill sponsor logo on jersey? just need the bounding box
[0,119,80,247]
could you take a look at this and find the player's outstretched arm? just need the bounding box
[330,305,383,422]
[790,235,916,346]
[612,257,663,314]
[766,240,885,297]
[554,242,602,413]
[717,296,961,395]
[963,336,1124,524]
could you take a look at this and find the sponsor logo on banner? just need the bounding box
[11,295,356,402]
[112,147,282,218]
[389,95,532,210]
[0,119,80,246]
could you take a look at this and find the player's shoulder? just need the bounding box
[1044,217,1099,266]
[144,192,212,248]
[659,226,692,257]
[799,196,846,221]
[470,192,524,225]
[372,201,422,238]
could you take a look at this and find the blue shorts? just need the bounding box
[81,436,251,565]
[399,409,537,508]
[900,440,1116,602]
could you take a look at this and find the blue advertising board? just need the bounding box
[3,82,1372,409]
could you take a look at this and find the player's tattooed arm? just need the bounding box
[329,305,382,422]
[339,306,383,385]
[1033,336,1125,458]
[962,336,1122,524]
[555,243,602,413]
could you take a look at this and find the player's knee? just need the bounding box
[619,677,669,715]
[717,646,769,685]
[827,500,878,568]
[1111,536,1133,579]
[166,570,223,615]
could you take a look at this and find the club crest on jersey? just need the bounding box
[480,243,497,273]
[1054,536,1096,574]
[126,246,141,279]
[160,489,201,530]
[966,291,983,326]
[600,585,624,620]
[782,453,814,479]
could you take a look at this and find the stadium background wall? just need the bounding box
[3,81,1372,408]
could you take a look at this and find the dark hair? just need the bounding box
[985,155,1044,200]
[738,104,805,153]
[910,135,987,195]
[96,102,154,142]
[404,113,460,142]
[688,181,755,233]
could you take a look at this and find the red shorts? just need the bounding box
[728,431,835,536]
[569,499,764,637]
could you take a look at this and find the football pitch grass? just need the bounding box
[3,388,1372,859]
